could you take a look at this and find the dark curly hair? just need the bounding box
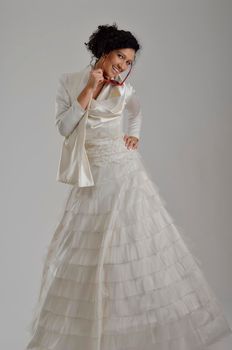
[84,22,141,65]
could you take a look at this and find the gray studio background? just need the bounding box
[1,1,232,349]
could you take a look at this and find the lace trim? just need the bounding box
[85,136,138,166]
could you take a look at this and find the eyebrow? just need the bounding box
[117,50,134,63]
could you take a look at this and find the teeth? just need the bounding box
[113,66,120,72]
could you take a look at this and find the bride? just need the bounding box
[25,23,232,350]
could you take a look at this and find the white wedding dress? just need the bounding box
[25,65,232,350]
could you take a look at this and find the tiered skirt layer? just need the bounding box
[25,135,232,350]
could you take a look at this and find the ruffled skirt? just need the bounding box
[25,134,232,350]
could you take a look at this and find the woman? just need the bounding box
[25,23,232,350]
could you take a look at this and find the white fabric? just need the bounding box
[55,65,142,187]
[55,89,95,187]
[55,64,143,139]
[24,68,232,350]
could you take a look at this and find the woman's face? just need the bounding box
[95,48,135,80]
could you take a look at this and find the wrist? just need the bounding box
[84,85,94,94]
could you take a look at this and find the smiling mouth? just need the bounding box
[112,65,121,73]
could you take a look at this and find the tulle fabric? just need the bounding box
[25,134,232,350]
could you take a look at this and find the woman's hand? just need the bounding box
[123,134,139,150]
[86,67,105,92]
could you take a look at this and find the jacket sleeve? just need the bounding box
[55,73,86,137]
[124,85,143,139]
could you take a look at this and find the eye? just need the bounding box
[117,53,132,66]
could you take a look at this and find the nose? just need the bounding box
[116,64,124,71]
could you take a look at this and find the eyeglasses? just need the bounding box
[91,55,133,86]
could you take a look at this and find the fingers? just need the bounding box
[89,68,104,89]
[123,134,139,150]
[128,138,136,150]
[123,134,128,141]
[93,68,103,73]
[93,69,104,82]
[92,68,104,76]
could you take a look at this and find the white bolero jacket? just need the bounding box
[55,64,143,140]
[54,64,143,187]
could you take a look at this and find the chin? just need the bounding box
[103,70,111,79]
